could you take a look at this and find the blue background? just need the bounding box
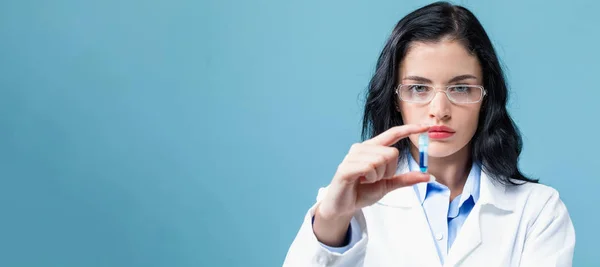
[0,0,597,266]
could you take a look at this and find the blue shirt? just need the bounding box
[317,154,481,264]
[409,154,480,263]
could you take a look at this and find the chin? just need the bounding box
[427,143,463,158]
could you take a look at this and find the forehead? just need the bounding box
[399,40,482,82]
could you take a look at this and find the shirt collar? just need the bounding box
[377,153,515,211]
[407,152,481,205]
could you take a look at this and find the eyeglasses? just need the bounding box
[396,84,487,104]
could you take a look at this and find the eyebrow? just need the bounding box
[402,75,478,84]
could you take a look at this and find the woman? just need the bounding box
[283,1,575,267]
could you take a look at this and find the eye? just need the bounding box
[409,85,430,93]
[450,85,471,93]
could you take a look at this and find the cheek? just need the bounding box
[458,107,481,139]
[400,106,427,125]
[468,107,481,127]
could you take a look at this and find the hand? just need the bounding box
[313,124,431,246]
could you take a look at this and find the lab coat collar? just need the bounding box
[377,156,515,212]
[478,167,514,211]
[409,155,481,206]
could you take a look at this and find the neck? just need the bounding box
[410,143,473,200]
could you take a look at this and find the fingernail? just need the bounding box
[429,174,436,182]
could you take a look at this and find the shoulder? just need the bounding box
[504,180,572,226]
[506,180,561,203]
[504,179,576,255]
[505,180,565,209]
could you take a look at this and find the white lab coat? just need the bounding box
[283,160,576,267]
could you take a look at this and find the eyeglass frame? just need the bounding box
[395,84,487,104]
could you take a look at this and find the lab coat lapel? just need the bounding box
[444,202,482,266]
[377,157,443,267]
[445,170,515,266]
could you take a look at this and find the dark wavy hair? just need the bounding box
[361,1,537,185]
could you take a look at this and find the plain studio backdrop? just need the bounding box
[0,0,598,266]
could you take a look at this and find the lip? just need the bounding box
[428,132,454,139]
[428,125,455,133]
[428,125,455,139]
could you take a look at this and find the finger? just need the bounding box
[346,153,386,181]
[376,147,400,179]
[338,161,378,184]
[348,144,399,162]
[348,146,399,180]
[358,161,379,184]
[385,172,433,192]
[383,155,399,180]
[363,124,430,147]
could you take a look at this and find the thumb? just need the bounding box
[385,172,434,193]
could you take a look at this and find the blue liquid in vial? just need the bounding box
[419,151,427,172]
[418,133,428,173]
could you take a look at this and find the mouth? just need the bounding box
[428,125,455,139]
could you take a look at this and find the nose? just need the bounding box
[428,91,451,121]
